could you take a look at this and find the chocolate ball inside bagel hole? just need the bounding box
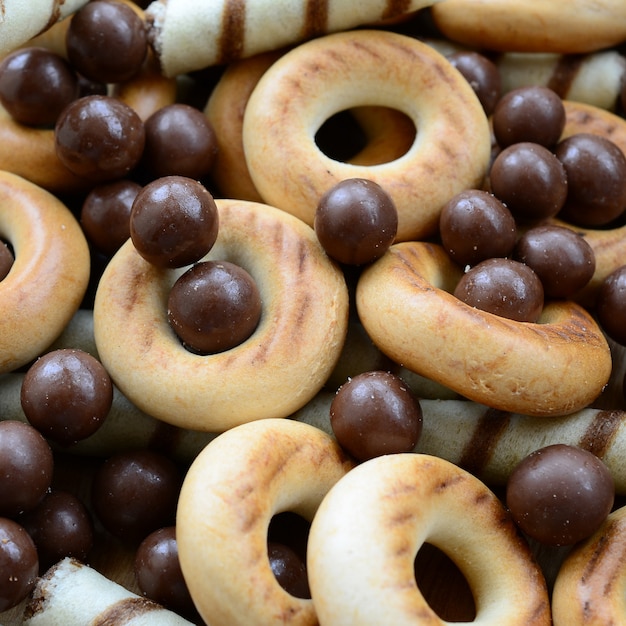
[447,51,501,115]
[596,265,626,345]
[130,176,219,268]
[168,260,262,355]
[506,444,614,546]
[453,258,544,323]
[330,370,423,462]
[0,240,14,281]
[314,178,398,265]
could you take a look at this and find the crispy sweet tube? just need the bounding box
[22,557,194,625]
[356,241,612,416]
[242,30,491,241]
[307,454,551,625]
[93,198,349,432]
[176,418,354,626]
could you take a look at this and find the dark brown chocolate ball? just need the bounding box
[489,142,568,221]
[0,421,54,517]
[506,444,614,546]
[91,449,182,544]
[66,0,148,84]
[492,86,565,148]
[555,133,626,227]
[55,95,145,182]
[314,178,398,266]
[514,225,595,299]
[268,541,311,599]
[135,527,197,617]
[18,490,94,571]
[168,260,262,354]
[447,51,501,115]
[596,265,626,345]
[142,104,218,180]
[0,240,14,281]
[81,179,141,255]
[130,176,219,268]
[330,371,422,462]
[21,349,113,446]
[0,518,38,612]
[453,258,544,323]
[439,189,516,267]
[0,47,79,126]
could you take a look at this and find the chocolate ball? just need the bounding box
[268,541,311,599]
[130,176,219,268]
[506,444,614,546]
[314,178,398,266]
[453,257,544,323]
[168,260,262,354]
[448,51,501,115]
[330,371,422,461]
[596,265,626,345]
[0,240,14,281]
[0,518,38,612]
[21,349,113,446]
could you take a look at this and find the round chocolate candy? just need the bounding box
[168,260,262,354]
[0,518,38,612]
[514,225,595,299]
[0,421,54,517]
[330,371,423,462]
[91,449,182,544]
[0,240,14,281]
[492,85,565,148]
[21,349,113,446]
[0,47,79,126]
[81,179,141,256]
[130,176,219,268]
[439,189,516,267]
[55,95,145,182]
[596,265,626,345]
[447,51,501,115]
[142,103,218,180]
[453,257,544,323]
[506,444,614,546]
[268,541,311,599]
[314,178,398,266]
[555,133,626,227]
[489,142,568,221]
[66,0,148,84]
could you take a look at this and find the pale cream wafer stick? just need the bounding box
[22,557,194,625]
[144,0,443,77]
[291,392,626,493]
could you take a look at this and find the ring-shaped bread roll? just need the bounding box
[551,504,626,625]
[242,30,491,242]
[356,241,611,416]
[93,198,349,432]
[0,170,90,373]
[307,453,551,626]
[176,418,353,626]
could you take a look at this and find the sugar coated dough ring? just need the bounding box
[552,504,626,625]
[356,241,611,416]
[242,29,491,242]
[93,198,349,432]
[176,418,353,626]
[0,171,90,373]
[307,453,551,626]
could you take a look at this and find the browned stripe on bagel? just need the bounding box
[458,408,512,477]
[382,0,415,20]
[302,0,328,39]
[94,597,162,624]
[218,0,246,64]
[578,409,624,459]
[547,55,585,99]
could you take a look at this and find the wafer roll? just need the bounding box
[22,558,193,625]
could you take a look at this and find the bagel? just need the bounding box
[356,241,611,416]
[93,198,349,432]
[176,418,353,626]
[242,30,491,242]
[307,453,551,625]
[551,504,626,625]
[0,171,90,373]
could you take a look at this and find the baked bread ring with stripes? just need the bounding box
[0,171,90,374]
[242,30,491,242]
[93,198,349,432]
[177,418,353,626]
[307,453,551,626]
[356,241,611,416]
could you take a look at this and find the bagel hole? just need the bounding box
[315,106,416,164]
[267,511,312,599]
[414,543,476,622]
